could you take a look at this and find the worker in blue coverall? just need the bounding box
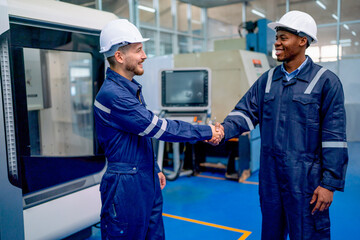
[94,19,223,240]
[211,11,348,239]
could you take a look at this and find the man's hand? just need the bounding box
[310,186,334,215]
[215,122,224,133]
[206,122,224,146]
[158,172,166,190]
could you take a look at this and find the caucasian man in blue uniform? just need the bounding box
[94,19,223,240]
[214,11,348,239]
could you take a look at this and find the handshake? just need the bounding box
[206,122,224,146]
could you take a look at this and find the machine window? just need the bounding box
[23,48,93,156]
[7,23,105,201]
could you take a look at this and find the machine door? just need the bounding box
[8,20,106,208]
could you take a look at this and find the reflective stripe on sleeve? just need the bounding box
[228,111,254,131]
[153,118,168,139]
[94,100,111,114]
[304,68,327,94]
[265,68,275,93]
[322,141,348,148]
[139,115,159,136]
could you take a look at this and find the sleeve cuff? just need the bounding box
[321,177,345,192]
[319,183,336,192]
[197,125,213,141]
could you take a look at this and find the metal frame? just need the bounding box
[93,0,356,76]
[0,36,25,240]
[336,0,341,75]
[127,0,207,55]
[0,1,119,239]
[0,3,25,239]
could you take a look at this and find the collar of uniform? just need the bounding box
[272,66,284,81]
[272,56,313,83]
[294,56,314,83]
[106,67,142,96]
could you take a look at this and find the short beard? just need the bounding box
[125,63,144,76]
[134,68,144,76]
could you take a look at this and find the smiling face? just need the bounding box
[123,43,147,76]
[274,30,307,63]
[113,42,147,80]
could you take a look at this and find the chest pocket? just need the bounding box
[263,94,275,120]
[291,94,320,124]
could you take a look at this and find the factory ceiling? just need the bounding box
[179,0,253,8]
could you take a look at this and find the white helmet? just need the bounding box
[268,10,318,44]
[99,19,149,57]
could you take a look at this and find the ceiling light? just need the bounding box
[330,39,352,45]
[332,14,338,21]
[251,9,265,18]
[352,31,357,36]
[316,1,327,10]
[138,5,155,13]
[340,39,351,44]
[343,24,349,30]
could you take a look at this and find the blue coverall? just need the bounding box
[94,68,212,240]
[222,57,348,239]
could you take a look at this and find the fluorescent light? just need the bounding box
[330,39,352,45]
[251,9,265,18]
[332,14,338,20]
[340,39,351,44]
[316,0,327,10]
[343,24,349,30]
[352,31,357,36]
[355,42,359,46]
[138,5,155,13]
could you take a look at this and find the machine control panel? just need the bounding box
[160,111,208,125]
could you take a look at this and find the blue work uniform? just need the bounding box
[222,57,348,240]
[94,68,212,240]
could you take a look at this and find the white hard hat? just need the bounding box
[99,19,149,57]
[268,10,318,44]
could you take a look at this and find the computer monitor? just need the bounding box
[160,68,211,112]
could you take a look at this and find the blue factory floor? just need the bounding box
[87,142,360,240]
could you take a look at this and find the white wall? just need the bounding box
[320,58,360,142]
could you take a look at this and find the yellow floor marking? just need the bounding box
[196,174,259,185]
[241,181,259,185]
[196,174,226,180]
[163,213,252,240]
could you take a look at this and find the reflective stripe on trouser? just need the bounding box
[259,152,330,240]
[100,162,164,240]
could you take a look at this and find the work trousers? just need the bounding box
[259,151,330,240]
[100,162,164,240]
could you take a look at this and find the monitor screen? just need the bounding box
[161,69,209,109]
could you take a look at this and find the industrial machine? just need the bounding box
[239,18,275,57]
[140,47,270,179]
[156,68,211,180]
[0,0,117,239]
